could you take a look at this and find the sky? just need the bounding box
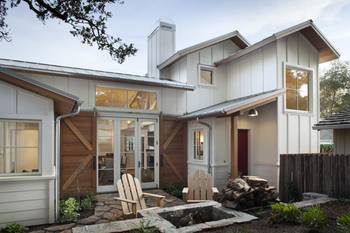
[0,0,349,76]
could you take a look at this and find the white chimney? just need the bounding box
[147,19,176,78]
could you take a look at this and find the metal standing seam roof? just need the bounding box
[0,67,81,102]
[178,89,285,120]
[0,58,195,91]
[157,31,250,70]
[313,110,350,130]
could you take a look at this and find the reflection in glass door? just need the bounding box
[140,121,155,184]
[120,120,136,178]
[97,119,115,192]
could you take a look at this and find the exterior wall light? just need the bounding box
[248,109,258,117]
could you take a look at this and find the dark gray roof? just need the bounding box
[314,110,350,130]
[0,58,195,90]
[178,89,285,120]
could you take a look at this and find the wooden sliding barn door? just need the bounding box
[60,112,97,197]
[159,117,187,188]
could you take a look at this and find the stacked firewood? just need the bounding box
[217,176,278,210]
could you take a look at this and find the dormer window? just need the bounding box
[199,66,214,86]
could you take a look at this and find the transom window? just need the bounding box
[0,120,40,175]
[193,129,204,160]
[199,67,214,85]
[95,86,157,111]
[286,67,310,111]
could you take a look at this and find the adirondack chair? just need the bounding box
[182,170,219,202]
[114,173,165,216]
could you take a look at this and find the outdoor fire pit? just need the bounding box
[139,201,257,232]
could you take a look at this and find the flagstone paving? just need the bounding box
[29,189,185,233]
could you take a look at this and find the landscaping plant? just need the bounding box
[60,197,79,223]
[337,212,350,233]
[2,223,26,233]
[302,206,328,232]
[80,192,96,210]
[136,220,159,233]
[165,184,183,199]
[270,203,301,224]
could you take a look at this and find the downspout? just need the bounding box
[196,117,212,175]
[54,101,82,221]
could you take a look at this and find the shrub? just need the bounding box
[136,220,159,233]
[60,197,79,223]
[270,203,301,224]
[80,192,96,210]
[165,184,183,199]
[2,223,26,233]
[302,206,328,232]
[337,213,350,233]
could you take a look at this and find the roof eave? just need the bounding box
[313,124,350,130]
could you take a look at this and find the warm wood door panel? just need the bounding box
[238,129,248,176]
[60,112,96,197]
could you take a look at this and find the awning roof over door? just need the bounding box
[178,89,285,120]
[0,67,81,114]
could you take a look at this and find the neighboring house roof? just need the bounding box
[157,31,250,70]
[216,20,340,65]
[0,67,81,114]
[0,58,195,91]
[314,110,350,130]
[179,89,285,120]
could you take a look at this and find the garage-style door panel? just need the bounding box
[60,112,96,197]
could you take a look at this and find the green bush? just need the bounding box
[320,144,334,153]
[302,206,328,232]
[270,203,301,224]
[60,197,79,223]
[165,184,183,199]
[337,213,350,233]
[2,223,26,233]
[80,192,96,210]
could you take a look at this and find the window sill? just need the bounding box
[0,175,56,182]
[284,109,313,116]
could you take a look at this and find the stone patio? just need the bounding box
[29,189,185,233]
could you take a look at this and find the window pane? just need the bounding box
[149,92,157,111]
[193,129,204,160]
[200,69,213,85]
[0,121,39,175]
[96,86,127,108]
[297,71,309,111]
[286,90,298,110]
[286,68,297,89]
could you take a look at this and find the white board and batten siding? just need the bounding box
[0,80,55,227]
[276,32,320,159]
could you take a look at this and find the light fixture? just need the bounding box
[248,108,258,117]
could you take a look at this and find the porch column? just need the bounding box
[231,115,238,178]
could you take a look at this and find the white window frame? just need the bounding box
[283,63,314,115]
[94,84,160,113]
[198,64,215,87]
[0,119,42,177]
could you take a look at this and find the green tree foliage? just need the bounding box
[0,0,137,63]
[320,61,350,118]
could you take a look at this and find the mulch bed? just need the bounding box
[203,200,350,233]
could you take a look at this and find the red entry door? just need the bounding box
[238,129,249,176]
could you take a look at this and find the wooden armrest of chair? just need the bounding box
[212,187,219,194]
[142,192,165,207]
[114,197,137,204]
[182,187,189,202]
[114,197,137,215]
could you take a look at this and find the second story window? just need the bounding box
[199,66,214,85]
[96,86,157,111]
[286,67,310,111]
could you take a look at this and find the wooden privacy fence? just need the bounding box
[279,154,350,202]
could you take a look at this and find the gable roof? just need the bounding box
[157,31,250,70]
[314,110,350,130]
[216,20,340,65]
[179,88,285,120]
[0,67,81,114]
[0,58,195,91]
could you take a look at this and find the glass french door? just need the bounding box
[97,117,158,192]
